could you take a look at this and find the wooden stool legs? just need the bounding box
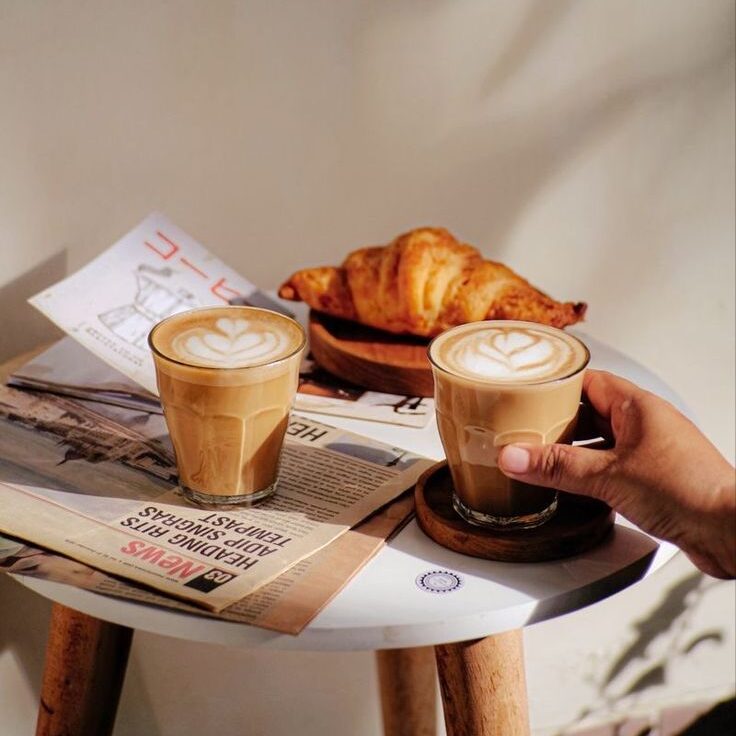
[377,631,530,736]
[376,647,437,736]
[435,630,530,736]
[35,603,133,736]
[34,606,527,736]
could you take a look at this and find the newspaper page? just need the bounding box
[27,213,433,427]
[0,383,432,612]
[0,491,414,634]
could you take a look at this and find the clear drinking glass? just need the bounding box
[149,305,306,506]
[428,320,589,530]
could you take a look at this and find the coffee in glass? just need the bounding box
[149,305,306,506]
[428,320,589,530]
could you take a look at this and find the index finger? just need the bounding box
[583,369,642,421]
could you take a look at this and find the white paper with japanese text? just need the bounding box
[29,212,259,394]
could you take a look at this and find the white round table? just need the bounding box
[14,332,683,736]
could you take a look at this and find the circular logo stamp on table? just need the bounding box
[415,570,464,594]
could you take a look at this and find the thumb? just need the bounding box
[498,443,614,499]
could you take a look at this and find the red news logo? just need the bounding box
[120,539,206,580]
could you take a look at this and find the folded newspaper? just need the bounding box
[22,212,432,428]
[0,381,432,616]
[0,491,415,635]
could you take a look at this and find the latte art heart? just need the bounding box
[475,334,554,373]
[215,317,249,338]
[172,318,290,367]
[436,324,585,383]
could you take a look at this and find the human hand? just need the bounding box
[498,369,735,578]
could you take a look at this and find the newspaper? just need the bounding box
[26,213,432,428]
[0,382,433,613]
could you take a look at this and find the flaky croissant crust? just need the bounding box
[278,227,586,337]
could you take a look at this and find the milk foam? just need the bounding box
[149,307,305,368]
[156,312,301,368]
[433,323,586,383]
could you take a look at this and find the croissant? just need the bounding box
[278,228,586,337]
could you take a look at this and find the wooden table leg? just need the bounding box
[434,630,530,736]
[35,603,133,736]
[376,647,437,736]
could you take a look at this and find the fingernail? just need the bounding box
[500,446,531,474]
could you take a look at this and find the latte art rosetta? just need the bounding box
[172,317,290,367]
[441,326,581,382]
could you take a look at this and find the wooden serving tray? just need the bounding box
[308,311,434,397]
[415,462,614,562]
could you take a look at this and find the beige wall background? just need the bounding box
[1,1,733,734]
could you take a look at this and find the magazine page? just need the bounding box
[29,212,262,395]
[295,354,432,428]
[9,335,433,428]
[26,214,433,427]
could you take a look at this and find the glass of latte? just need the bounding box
[149,306,306,506]
[428,320,590,530]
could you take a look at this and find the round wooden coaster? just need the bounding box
[308,311,433,397]
[414,462,614,562]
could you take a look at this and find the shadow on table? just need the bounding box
[390,520,660,625]
[525,525,660,625]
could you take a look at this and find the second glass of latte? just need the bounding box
[428,320,590,530]
[149,305,306,506]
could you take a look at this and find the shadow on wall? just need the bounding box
[561,570,728,734]
[0,251,66,363]
[0,574,51,715]
[0,574,164,736]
